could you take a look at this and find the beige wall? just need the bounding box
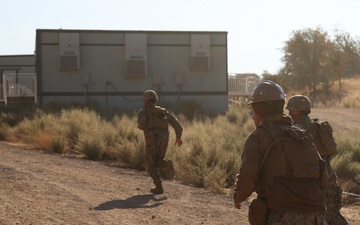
[36,29,228,113]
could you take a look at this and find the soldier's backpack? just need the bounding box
[312,119,337,157]
[259,121,328,189]
[145,106,169,130]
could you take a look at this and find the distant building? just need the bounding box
[0,54,35,77]
[1,30,261,113]
[0,55,36,104]
[228,73,261,104]
[34,29,229,113]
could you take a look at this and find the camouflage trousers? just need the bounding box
[144,130,169,184]
[266,211,327,225]
[323,163,348,225]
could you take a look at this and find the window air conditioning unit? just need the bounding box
[59,33,80,70]
[191,51,210,70]
[191,34,210,70]
[59,49,80,70]
[126,53,147,77]
[125,33,147,77]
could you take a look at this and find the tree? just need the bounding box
[280,27,360,101]
[332,29,360,93]
[281,27,333,99]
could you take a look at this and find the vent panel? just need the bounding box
[60,56,79,70]
[191,56,209,70]
[126,60,146,77]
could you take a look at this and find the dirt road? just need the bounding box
[0,142,245,225]
[0,141,359,225]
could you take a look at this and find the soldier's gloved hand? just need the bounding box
[175,138,183,147]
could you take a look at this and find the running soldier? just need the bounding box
[137,90,183,194]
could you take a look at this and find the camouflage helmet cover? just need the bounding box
[143,90,158,101]
[247,80,286,104]
[286,95,311,113]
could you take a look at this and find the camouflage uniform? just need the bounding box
[286,95,347,225]
[267,212,327,225]
[233,81,327,225]
[137,90,183,194]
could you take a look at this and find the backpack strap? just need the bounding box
[259,137,283,172]
[258,121,287,172]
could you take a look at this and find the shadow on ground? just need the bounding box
[93,194,168,210]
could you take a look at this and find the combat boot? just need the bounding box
[150,182,164,194]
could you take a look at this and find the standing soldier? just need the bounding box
[233,80,327,225]
[286,95,348,225]
[137,90,183,194]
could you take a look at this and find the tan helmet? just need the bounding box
[286,95,311,113]
[143,90,158,101]
[247,80,286,104]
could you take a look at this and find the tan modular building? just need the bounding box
[35,29,228,113]
[0,55,36,103]
[0,54,35,78]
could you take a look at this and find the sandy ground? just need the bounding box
[0,142,246,225]
[0,138,359,224]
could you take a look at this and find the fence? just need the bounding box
[228,74,261,104]
[1,73,37,105]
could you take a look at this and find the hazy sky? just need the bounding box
[2,0,359,75]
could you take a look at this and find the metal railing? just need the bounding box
[228,74,261,97]
[0,84,3,101]
[2,73,37,105]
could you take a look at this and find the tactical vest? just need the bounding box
[258,122,326,192]
[145,106,169,130]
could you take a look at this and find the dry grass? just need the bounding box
[0,77,359,194]
[286,76,360,109]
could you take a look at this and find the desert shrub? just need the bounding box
[2,98,360,195]
[51,134,68,154]
[0,105,37,126]
[77,134,105,161]
[111,140,146,170]
[71,110,118,160]
[0,122,12,140]
[225,103,251,125]
[58,108,103,149]
[332,133,360,184]
[110,114,145,170]
[167,112,246,193]
[0,112,18,127]
[9,110,59,145]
